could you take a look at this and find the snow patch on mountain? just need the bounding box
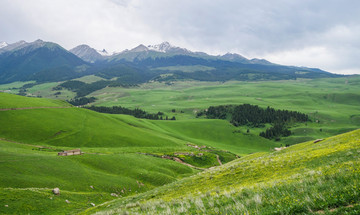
[0,42,8,49]
[147,42,173,52]
[147,42,191,54]
[0,40,28,53]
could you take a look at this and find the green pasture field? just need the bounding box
[0,92,70,109]
[26,82,76,100]
[87,76,360,145]
[0,81,35,91]
[0,139,195,215]
[0,93,280,214]
[72,75,105,84]
[90,77,360,121]
[0,76,359,214]
[87,129,360,214]
[0,97,277,155]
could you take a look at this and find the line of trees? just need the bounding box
[85,105,176,120]
[67,97,96,106]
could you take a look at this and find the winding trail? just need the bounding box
[172,157,205,170]
[216,154,223,166]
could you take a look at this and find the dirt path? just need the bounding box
[0,138,50,149]
[159,155,205,170]
[172,157,205,170]
[216,154,223,166]
[0,106,72,111]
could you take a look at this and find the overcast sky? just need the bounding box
[0,0,359,74]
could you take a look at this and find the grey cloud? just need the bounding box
[0,0,359,74]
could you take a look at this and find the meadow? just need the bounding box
[88,76,360,145]
[86,128,360,214]
[0,76,359,214]
[0,93,278,214]
[0,139,195,214]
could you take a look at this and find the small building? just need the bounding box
[58,149,82,156]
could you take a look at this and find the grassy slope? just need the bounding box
[0,92,70,109]
[89,129,360,215]
[2,77,359,144]
[0,139,195,215]
[148,119,275,155]
[88,76,360,144]
[0,93,278,214]
[0,93,277,155]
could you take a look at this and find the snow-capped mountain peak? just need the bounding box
[0,42,8,49]
[0,40,28,54]
[147,42,192,55]
[147,41,173,52]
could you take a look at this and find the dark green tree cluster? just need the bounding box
[85,106,175,120]
[67,97,96,106]
[199,104,309,127]
[259,122,291,140]
[57,80,86,90]
[198,104,309,140]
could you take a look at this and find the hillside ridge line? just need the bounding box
[0,106,72,111]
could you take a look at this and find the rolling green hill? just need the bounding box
[87,76,360,145]
[0,139,195,215]
[0,92,70,109]
[0,93,277,154]
[87,128,360,214]
[1,77,359,214]
[0,93,280,214]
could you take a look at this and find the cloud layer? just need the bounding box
[0,0,359,74]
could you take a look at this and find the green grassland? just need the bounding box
[0,76,359,214]
[72,75,106,84]
[0,97,277,155]
[0,139,195,215]
[86,76,360,145]
[26,82,76,100]
[87,128,360,214]
[0,93,279,214]
[0,81,35,93]
[0,92,70,109]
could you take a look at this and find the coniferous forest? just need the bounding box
[197,104,309,139]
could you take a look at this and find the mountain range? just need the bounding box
[0,39,340,84]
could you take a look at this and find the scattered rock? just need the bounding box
[90,185,94,189]
[90,203,95,207]
[313,139,324,143]
[274,147,286,151]
[52,188,60,195]
[5,205,8,207]
[65,200,70,204]
[111,193,118,197]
